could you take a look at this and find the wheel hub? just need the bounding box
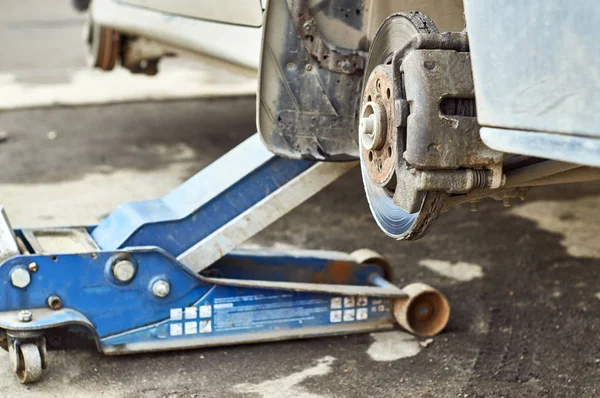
[358,12,444,240]
[360,65,397,188]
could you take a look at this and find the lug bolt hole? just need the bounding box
[386,88,391,99]
[368,151,374,162]
[376,79,381,91]
[387,146,392,157]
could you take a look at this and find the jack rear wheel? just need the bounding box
[8,339,47,384]
[350,248,394,281]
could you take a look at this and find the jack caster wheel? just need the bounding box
[394,283,450,336]
[350,248,394,281]
[8,340,47,384]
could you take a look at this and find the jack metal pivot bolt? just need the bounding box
[152,280,171,298]
[112,260,136,283]
[10,268,31,289]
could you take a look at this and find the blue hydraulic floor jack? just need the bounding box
[0,134,449,383]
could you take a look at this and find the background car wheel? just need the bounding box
[72,0,91,12]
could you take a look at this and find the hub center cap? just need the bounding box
[359,101,385,151]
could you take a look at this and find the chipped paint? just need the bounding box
[234,356,336,398]
[419,259,483,282]
[366,331,421,362]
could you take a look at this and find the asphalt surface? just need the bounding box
[0,0,86,83]
[0,2,599,397]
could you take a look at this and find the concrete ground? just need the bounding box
[0,2,599,397]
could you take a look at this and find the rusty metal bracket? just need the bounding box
[390,32,503,170]
[383,32,504,213]
[285,0,366,74]
[402,49,500,169]
[390,32,469,162]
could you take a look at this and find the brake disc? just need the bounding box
[359,12,445,240]
[86,18,120,71]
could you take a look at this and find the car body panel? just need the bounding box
[118,0,264,27]
[464,0,600,166]
[91,0,262,69]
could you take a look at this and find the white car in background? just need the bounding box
[87,0,264,74]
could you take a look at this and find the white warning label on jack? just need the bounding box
[330,310,342,323]
[200,319,212,333]
[185,307,198,320]
[343,296,355,308]
[343,309,356,322]
[170,308,183,321]
[328,296,375,323]
[169,323,183,336]
[200,303,212,318]
[185,321,198,335]
[356,308,368,320]
[213,294,329,331]
[330,297,342,309]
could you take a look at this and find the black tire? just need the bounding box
[72,0,91,12]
